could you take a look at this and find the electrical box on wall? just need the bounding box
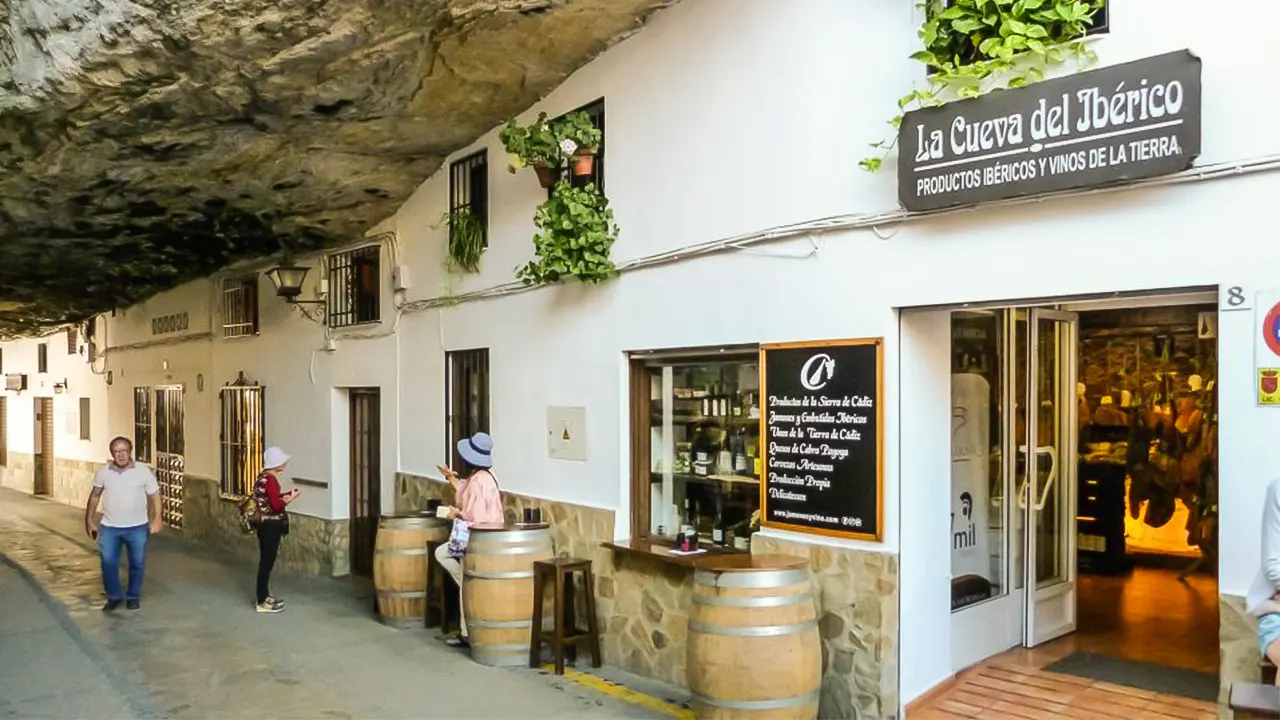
[393,265,411,291]
[5,374,27,391]
[547,406,587,461]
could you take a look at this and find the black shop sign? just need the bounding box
[898,49,1202,212]
[759,339,884,542]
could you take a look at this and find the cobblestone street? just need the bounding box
[0,490,682,720]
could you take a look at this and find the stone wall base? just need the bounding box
[182,475,350,578]
[1222,594,1256,719]
[750,535,900,720]
[0,451,34,494]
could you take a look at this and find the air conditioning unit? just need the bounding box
[5,374,27,392]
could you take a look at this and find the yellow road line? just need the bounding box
[542,664,695,719]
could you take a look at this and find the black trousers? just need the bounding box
[256,519,285,604]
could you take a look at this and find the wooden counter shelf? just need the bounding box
[602,538,805,570]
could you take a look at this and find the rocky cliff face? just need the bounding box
[0,0,676,334]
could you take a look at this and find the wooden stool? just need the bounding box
[426,540,459,634]
[530,557,602,675]
[1232,683,1280,719]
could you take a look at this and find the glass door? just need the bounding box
[1022,309,1079,646]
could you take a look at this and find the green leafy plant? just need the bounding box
[444,208,485,274]
[517,181,619,286]
[499,110,602,170]
[499,112,561,171]
[554,111,602,156]
[861,0,1104,172]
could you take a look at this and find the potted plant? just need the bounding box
[551,110,603,178]
[499,113,561,188]
[517,181,618,286]
[444,208,485,274]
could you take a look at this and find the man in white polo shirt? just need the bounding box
[84,436,162,612]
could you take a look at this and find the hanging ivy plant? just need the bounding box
[444,208,486,274]
[861,0,1104,172]
[516,181,618,286]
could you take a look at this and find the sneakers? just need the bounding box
[255,597,285,613]
[102,599,123,613]
[126,599,141,611]
[265,595,285,608]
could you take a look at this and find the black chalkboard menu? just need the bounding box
[759,338,883,541]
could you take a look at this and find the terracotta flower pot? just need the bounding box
[571,149,596,177]
[533,163,556,188]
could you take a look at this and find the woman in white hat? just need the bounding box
[435,431,503,647]
[254,446,300,613]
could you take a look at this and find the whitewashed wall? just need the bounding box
[0,326,109,463]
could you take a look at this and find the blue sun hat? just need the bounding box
[457,432,494,469]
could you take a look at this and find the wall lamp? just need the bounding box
[265,255,325,305]
[52,379,68,394]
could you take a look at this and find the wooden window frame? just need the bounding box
[449,150,489,249]
[628,348,761,542]
[326,246,381,329]
[445,349,490,470]
[37,343,48,374]
[221,276,260,339]
[133,387,153,464]
[67,327,78,355]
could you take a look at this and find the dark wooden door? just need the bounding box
[349,389,381,578]
[154,387,185,528]
[33,398,52,495]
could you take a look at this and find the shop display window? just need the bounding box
[630,351,760,549]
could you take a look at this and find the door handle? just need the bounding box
[1016,445,1058,511]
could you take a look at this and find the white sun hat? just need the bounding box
[263,447,291,471]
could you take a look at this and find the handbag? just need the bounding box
[447,519,471,559]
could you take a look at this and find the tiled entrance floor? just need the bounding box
[911,647,1218,719]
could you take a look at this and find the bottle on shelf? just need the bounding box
[712,502,726,546]
[717,429,732,474]
[680,498,696,537]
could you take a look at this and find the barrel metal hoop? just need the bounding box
[466,545,552,556]
[694,569,810,589]
[469,529,549,544]
[689,620,817,637]
[470,647,531,667]
[464,570,535,580]
[692,592,814,609]
[376,590,427,598]
[374,548,430,556]
[691,690,821,711]
[468,615,555,629]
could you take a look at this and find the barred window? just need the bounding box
[553,99,605,193]
[220,379,265,497]
[221,276,260,338]
[327,246,380,329]
[67,327,78,355]
[450,151,489,248]
[37,343,47,373]
[133,387,152,464]
[446,349,490,470]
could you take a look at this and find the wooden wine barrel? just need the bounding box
[687,555,820,719]
[373,514,449,629]
[463,524,554,667]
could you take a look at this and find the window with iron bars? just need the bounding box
[450,150,489,248]
[446,349,490,470]
[37,343,47,373]
[219,382,265,497]
[326,246,381,329]
[79,398,91,441]
[67,327,78,355]
[549,99,605,195]
[133,387,152,464]
[221,276,260,339]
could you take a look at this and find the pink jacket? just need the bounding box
[457,469,503,527]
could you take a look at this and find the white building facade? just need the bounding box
[2,0,1275,715]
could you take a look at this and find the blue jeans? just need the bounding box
[99,524,149,601]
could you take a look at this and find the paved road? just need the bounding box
[0,489,677,719]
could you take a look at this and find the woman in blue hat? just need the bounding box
[435,431,503,647]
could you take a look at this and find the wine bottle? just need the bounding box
[680,498,695,537]
[712,503,726,546]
